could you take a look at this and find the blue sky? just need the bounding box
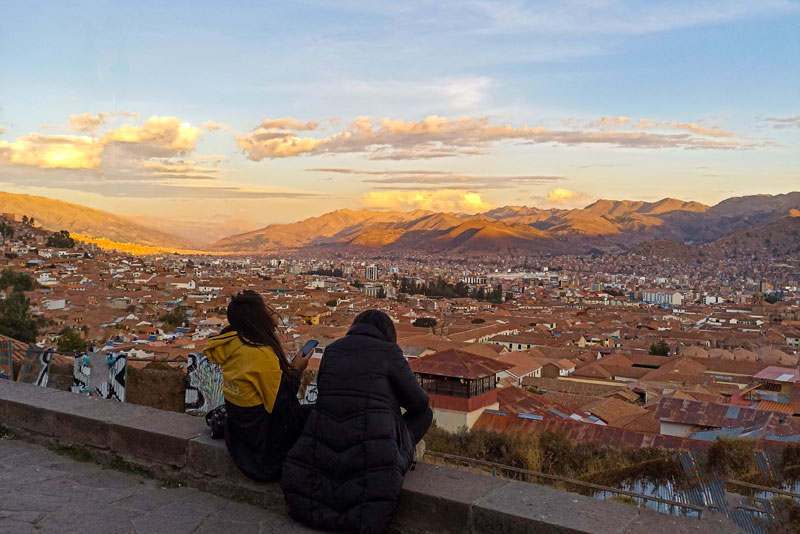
[0,0,798,225]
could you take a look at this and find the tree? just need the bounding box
[412,317,437,329]
[160,307,187,329]
[649,339,670,356]
[376,287,387,299]
[471,317,485,324]
[325,299,338,307]
[57,328,89,353]
[0,222,13,246]
[46,230,75,249]
[0,270,34,292]
[0,291,46,343]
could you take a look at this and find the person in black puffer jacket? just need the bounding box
[282,310,432,534]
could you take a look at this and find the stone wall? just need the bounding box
[0,379,741,534]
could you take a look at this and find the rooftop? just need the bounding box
[410,348,512,379]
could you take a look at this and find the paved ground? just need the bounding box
[0,437,317,533]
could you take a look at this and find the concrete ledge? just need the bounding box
[0,380,742,534]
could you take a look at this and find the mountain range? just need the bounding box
[0,191,191,249]
[208,192,800,255]
[1,189,798,255]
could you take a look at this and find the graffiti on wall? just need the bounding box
[0,340,12,380]
[185,352,223,414]
[17,345,52,387]
[70,352,127,401]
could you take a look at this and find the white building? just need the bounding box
[642,289,682,306]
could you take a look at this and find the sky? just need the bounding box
[0,0,798,228]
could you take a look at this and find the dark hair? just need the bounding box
[225,290,290,373]
[351,309,397,344]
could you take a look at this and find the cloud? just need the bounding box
[532,188,596,208]
[258,118,320,130]
[202,121,228,132]
[471,1,800,36]
[762,116,800,129]
[593,116,631,127]
[307,167,564,190]
[591,116,733,137]
[1,115,207,170]
[362,189,493,212]
[238,114,758,161]
[119,111,141,117]
[0,126,5,133]
[653,121,732,137]
[546,188,592,204]
[142,160,222,179]
[102,116,203,151]
[0,134,103,169]
[69,112,109,135]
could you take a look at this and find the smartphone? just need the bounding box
[301,339,319,357]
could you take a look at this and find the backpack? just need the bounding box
[205,404,227,439]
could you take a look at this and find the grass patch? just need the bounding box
[231,493,255,506]
[0,424,13,439]
[105,455,153,478]
[608,495,644,508]
[52,444,93,463]
[424,426,682,486]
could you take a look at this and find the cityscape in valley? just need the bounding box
[2,1,800,532]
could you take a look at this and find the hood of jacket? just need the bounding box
[346,322,390,342]
[204,330,244,365]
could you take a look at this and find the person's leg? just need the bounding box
[403,406,433,444]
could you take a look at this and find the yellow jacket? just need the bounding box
[204,330,283,412]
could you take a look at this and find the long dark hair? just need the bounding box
[351,309,397,344]
[224,290,290,373]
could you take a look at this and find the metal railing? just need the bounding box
[728,479,800,500]
[423,450,705,518]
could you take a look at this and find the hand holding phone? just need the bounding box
[290,339,319,372]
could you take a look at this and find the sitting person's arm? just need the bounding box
[389,347,429,414]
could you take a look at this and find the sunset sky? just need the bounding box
[1,1,798,228]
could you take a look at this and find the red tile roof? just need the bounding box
[409,348,511,379]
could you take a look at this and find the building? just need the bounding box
[642,289,682,307]
[409,349,511,432]
[365,264,379,281]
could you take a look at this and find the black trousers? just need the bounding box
[403,406,433,444]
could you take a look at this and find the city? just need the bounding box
[1,1,799,533]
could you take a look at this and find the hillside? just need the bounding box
[625,213,800,261]
[209,192,800,254]
[0,191,190,249]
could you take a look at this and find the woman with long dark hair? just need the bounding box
[204,290,310,481]
[282,309,432,533]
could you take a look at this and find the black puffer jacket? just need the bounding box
[281,323,429,534]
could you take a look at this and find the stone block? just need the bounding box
[0,382,61,436]
[109,410,208,467]
[187,434,240,479]
[472,479,641,534]
[394,463,508,534]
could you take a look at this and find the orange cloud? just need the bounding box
[202,121,227,132]
[237,114,755,160]
[362,189,492,213]
[102,116,202,151]
[0,134,103,169]
[258,118,320,131]
[69,112,110,135]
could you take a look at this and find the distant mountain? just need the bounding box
[0,191,190,249]
[133,216,262,248]
[209,192,800,254]
[627,212,800,260]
